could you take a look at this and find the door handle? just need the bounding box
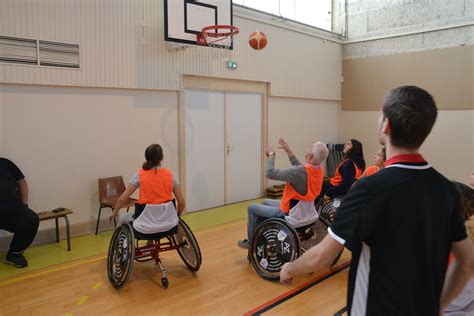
[226,145,235,155]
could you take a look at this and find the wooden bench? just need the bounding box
[37,208,73,251]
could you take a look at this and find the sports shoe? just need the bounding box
[237,239,249,249]
[5,252,28,268]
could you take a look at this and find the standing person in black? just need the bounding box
[280,86,474,315]
[0,158,39,268]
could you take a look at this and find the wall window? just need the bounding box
[233,0,332,31]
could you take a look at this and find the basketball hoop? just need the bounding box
[197,25,239,58]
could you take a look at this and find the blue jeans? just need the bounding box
[247,199,285,243]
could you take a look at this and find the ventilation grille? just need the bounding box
[0,35,79,68]
[0,36,37,65]
[39,40,79,68]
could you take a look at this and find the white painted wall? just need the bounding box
[0,86,340,231]
[339,110,474,183]
[0,85,179,230]
[267,96,340,185]
[0,0,342,101]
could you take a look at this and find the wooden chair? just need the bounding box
[95,176,137,235]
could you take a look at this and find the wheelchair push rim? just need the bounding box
[250,218,301,280]
[107,223,135,289]
[174,218,202,271]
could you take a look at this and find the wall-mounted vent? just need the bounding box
[0,36,37,65]
[39,41,79,68]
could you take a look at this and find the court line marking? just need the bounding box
[243,260,350,316]
[76,296,88,306]
[0,255,106,287]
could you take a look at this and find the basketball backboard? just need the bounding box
[164,0,233,46]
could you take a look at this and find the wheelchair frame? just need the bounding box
[107,218,201,289]
[249,198,343,280]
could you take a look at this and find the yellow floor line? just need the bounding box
[0,255,106,287]
[92,281,103,290]
[76,296,88,306]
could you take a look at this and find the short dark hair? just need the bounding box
[143,144,163,170]
[383,86,437,149]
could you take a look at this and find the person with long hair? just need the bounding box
[109,144,185,234]
[362,147,386,177]
[318,139,366,202]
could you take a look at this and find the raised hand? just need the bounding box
[265,147,275,157]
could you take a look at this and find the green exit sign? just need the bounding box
[226,60,237,69]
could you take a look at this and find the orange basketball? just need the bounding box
[248,31,267,50]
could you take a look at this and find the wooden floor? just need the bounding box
[0,220,350,315]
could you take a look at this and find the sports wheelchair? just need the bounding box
[107,218,201,289]
[249,198,344,280]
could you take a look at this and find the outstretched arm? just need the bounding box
[278,138,301,166]
[280,235,344,284]
[109,184,137,222]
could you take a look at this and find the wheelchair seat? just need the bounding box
[133,226,178,241]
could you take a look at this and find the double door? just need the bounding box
[184,90,263,212]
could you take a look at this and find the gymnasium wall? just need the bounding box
[340,1,473,183]
[0,1,342,243]
[0,86,179,236]
[0,0,342,100]
[267,96,340,186]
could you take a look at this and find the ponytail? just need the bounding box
[142,144,163,170]
[142,160,154,170]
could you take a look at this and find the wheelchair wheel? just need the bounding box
[250,218,301,280]
[174,218,202,272]
[318,198,342,228]
[299,220,328,251]
[107,223,135,289]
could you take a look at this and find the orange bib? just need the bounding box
[330,159,363,186]
[280,165,323,213]
[138,168,173,205]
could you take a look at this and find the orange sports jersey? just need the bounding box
[138,168,174,205]
[365,165,380,177]
[280,165,323,213]
[330,159,364,186]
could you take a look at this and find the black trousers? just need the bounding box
[315,180,334,206]
[0,205,39,254]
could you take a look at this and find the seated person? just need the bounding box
[317,138,366,203]
[362,147,386,177]
[109,144,185,234]
[445,179,474,315]
[0,158,39,268]
[237,138,329,249]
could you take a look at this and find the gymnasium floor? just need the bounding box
[0,200,350,315]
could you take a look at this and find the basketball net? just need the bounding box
[197,25,239,60]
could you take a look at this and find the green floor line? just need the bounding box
[0,199,262,279]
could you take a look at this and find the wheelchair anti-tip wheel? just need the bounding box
[250,218,301,280]
[161,277,169,288]
[107,223,135,289]
[174,218,202,272]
